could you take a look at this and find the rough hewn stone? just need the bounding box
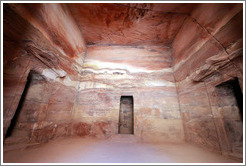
[3,3,243,162]
[172,3,243,160]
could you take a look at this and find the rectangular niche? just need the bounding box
[118,96,134,134]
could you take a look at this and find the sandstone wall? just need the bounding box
[3,4,82,141]
[72,46,184,143]
[3,3,185,144]
[9,3,86,61]
[3,3,243,152]
[172,3,243,160]
[5,72,76,144]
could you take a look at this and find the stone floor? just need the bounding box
[3,136,240,163]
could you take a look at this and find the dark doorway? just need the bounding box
[119,96,134,134]
[216,78,243,155]
[5,73,31,138]
[216,78,243,122]
[5,70,42,138]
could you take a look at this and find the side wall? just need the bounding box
[172,3,243,160]
[3,4,82,142]
[4,73,76,144]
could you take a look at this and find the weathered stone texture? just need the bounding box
[4,73,75,144]
[71,45,183,142]
[191,3,242,35]
[9,3,86,59]
[3,3,243,161]
[3,3,84,140]
[172,3,243,161]
[67,3,188,46]
[173,5,243,81]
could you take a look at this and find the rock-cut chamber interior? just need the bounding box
[2,2,244,163]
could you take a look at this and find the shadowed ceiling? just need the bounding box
[67,3,197,46]
[9,3,198,47]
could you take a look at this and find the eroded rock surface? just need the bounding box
[3,3,243,161]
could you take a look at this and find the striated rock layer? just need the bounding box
[72,46,183,142]
[172,3,243,160]
[3,3,243,161]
